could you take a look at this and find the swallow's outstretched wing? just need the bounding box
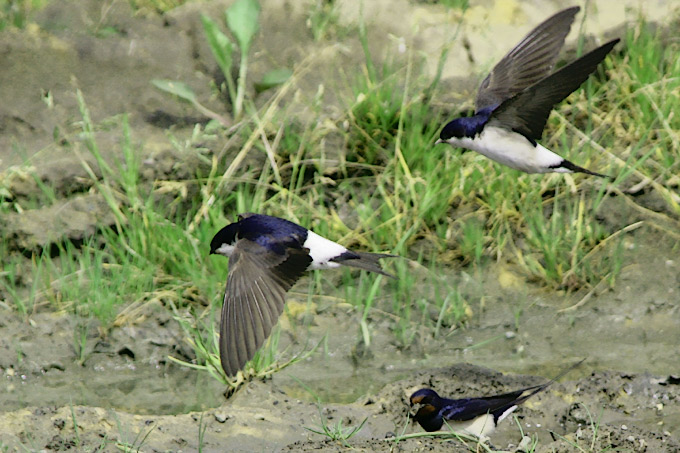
[475,6,580,112]
[219,238,312,376]
[489,39,619,142]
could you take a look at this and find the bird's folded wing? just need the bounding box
[489,39,619,142]
[475,6,579,112]
[219,240,312,376]
[440,386,541,421]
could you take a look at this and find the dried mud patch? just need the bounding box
[0,305,224,417]
[2,362,678,451]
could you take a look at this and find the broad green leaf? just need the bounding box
[201,14,234,79]
[225,0,260,53]
[254,68,292,93]
[151,79,197,103]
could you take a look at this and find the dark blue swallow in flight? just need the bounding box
[409,359,584,437]
[210,213,396,377]
[436,6,619,176]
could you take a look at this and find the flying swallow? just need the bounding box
[409,359,585,437]
[210,213,396,377]
[436,6,619,176]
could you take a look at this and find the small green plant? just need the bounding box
[512,416,539,453]
[113,411,155,452]
[0,0,46,30]
[153,0,291,123]
[306,409,368,445]
[197,411,207,453]
[550,403,605,452]
[73,321,90,366]
[167,299,320,392]
[306,0,340,41]
[68,402,82,448]
[460,218,486,266]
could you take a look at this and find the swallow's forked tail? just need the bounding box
[556,159,607,178]
[340,251,398,279]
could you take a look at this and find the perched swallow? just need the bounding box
[410,359,584,437]
[436,6,619,176]
[210,213,396,377]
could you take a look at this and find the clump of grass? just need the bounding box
[306,411,368,445]
[299,382,369,445]
[0,0,46,30]
[306,0,341,42]
[112,411,155,452]
[346,61,404,165]
[168,299,320,392]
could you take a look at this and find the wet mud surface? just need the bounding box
[1,0,680,451]
[2,230,679,451]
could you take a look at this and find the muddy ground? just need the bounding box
[1,0,679,452]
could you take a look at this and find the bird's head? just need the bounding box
[210,222,239,256]
[437,118,468,142]
[410,388,440,406]
[410,388,445,431]
[436,107,494,145]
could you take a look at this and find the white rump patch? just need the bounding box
[304,231,347,269]
[444,126,565,174]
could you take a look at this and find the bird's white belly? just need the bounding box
[446,413,497,438]
[448,126,565,174]
[304,231,347,270]
[444,404,517,439]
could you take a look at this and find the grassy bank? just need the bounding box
[1,6,678,391]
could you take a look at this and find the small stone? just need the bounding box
[516,435,532,452]
[214,411,230,423]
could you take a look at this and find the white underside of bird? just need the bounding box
[441,126,568,174]
[445,405,517,438]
